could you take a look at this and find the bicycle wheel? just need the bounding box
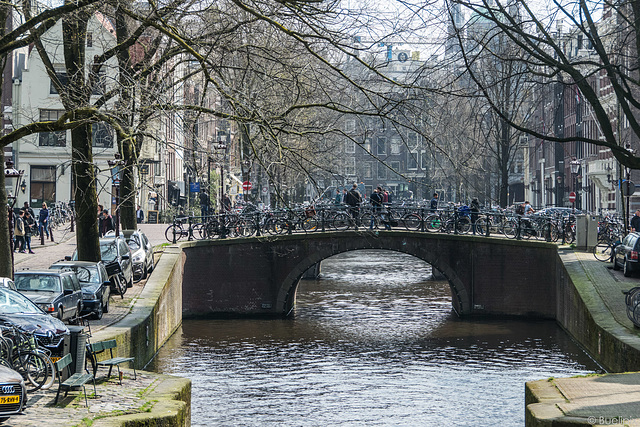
[301,217,319,232]
[360,212,378,230]
[594,243,614,262]
[475,218,488,236]
[165,224,184,242]
[332,212,351,230]
[502,219,517,238]
[191,223,205,239]
[456,217,471,234]
[38,353,55,390]
[403,213,422,231]
[424,214,442,232]
[236,219,256,237]
[19,352,49,392]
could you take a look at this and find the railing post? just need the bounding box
[485,213,491,237]
[220,212,227,239]
[255,212,261,237]
[188,215,193,241]
[454,208,459,235]
[516,215,522,240]
[172,217,177,244]
[420,207,425,232]
[546,216,552,242]
[321,207,326,232]
[561,217,566,244]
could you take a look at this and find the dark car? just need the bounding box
[614,232,640,277]
[13,270,83,323]
[71,236,133,295]
[121,230,154,281]
[0,287,69,357]
[0,365,27,422]
[49,261,111,320]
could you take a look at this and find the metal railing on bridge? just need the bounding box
[164,203,606,245]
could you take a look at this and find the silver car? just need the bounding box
[121,230,154,281]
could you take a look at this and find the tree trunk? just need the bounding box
[120,136,136,230]
[0,150,12,278]
[72,124,100,261]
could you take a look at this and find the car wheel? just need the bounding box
[57,307,63,321]
[103,296,109,313]
[92,302,103,320]
[149,256,154,272]
[625,260,633,277]
[614,257,621,270]
[142,265,148,280]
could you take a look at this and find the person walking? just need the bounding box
[470,198,480,235]
[39,202,49,240]
[430,193,439,212]
[102,210,114,235]
[369,187,383,230]
[631,210,640,232]
[334,189,342,205]
[14,210,25,253]
[136,205,145,224]
[344,183,362,226]
[23,210,35,253]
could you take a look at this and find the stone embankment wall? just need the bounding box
[92,245,189,426]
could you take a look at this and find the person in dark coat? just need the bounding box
[344,183,362,225]
[369,187,383,230]
[470,198,480,234]
[102,210,114,235]
[631,210,640,232]
[430,193,439,212]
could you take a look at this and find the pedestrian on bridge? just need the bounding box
[345,183,362,226]
[369,187,383,230]
[430,193,439,212]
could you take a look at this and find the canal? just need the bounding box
[149,250,600,426]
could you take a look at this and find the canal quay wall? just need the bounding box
[89,244,189,426]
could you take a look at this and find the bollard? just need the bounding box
[70,214,74,232]
[172,218,177,244]
[516,216,522,240]
[188,215,193,241]
[50,227,54,242]
[40,226,45,245]
[454,208,459,235]
[321,207,326,232]
[420,207,425,233]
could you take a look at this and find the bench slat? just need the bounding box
[97,357,134,366]
[62,373,93,388]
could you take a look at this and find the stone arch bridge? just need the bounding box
[179,231,561,318]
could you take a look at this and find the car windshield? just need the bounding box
[100,242,118,262]
[127,235,141,250]
[0,288,42,314]
[14,274,60,292]
[51,266,100,284]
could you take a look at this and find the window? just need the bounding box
[390,161,400,177]
[344,119,356,133]
[420,151,428,169]
[364,138,372,152]
[364,162,373,179]
[377,163,387,179]
[62,276,73,292]
[377,137,386,155]
[86,32,93,48]
[50,69,69,94]
[391,137,401,154]
[408,132,420,151]
[407,152,418,170]
[30,166,56,206]
[92,123,113,148]
[344,139,355,153]
[345,157,356,176]
[38,110,66,147]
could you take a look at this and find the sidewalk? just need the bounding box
[527,249,640,426]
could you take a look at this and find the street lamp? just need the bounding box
[107,154,124,237]
[570,158,580,210]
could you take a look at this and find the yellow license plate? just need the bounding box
[0,395,19,404]
[50,357,61,363]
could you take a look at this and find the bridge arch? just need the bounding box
[278,244,468,316]
[180,231,559,319]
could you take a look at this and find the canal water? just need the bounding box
[149,250,600,426]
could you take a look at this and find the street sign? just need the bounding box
[242,181,252,191]
[569,192,576,203]
[262,186,268,194]
[622,180,636,196]
[189,182,201,193]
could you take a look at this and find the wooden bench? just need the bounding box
[54,353,96,407]
[88,339,136,385]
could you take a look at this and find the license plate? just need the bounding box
[0,395,19,404]
[50,357,61,363]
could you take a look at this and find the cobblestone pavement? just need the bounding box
[4,371,159,427]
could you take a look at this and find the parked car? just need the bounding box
[614,231,640,277]
[13,270,83,323]
[0,287,69,357]
[49,261,111,320]
[0,278,16,291]
[0,364,27,422]
[121,230,154,281]
[70,236,133,295]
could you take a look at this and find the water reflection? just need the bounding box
[150,250,598,426]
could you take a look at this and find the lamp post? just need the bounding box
[570,158,580,212]
[108,155,124,237]
[5,161,24,278]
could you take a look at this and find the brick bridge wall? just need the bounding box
[180,232,559,318]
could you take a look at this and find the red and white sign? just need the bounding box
[569,191,576,203]
[242,181,252,191]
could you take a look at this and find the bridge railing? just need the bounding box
[164,205,585,244]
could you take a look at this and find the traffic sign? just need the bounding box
[622,180,636,196]
[242,181,252,191]
[569,192,576,203]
